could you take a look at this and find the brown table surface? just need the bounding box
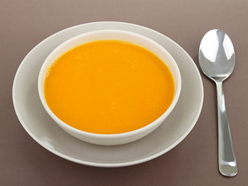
[1,0,248,185]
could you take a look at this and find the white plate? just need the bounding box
[12,22,203,167]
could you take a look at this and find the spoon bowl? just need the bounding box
[199,29,235,82]
[199,29,238,177]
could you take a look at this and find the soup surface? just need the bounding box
[44,40,175,134]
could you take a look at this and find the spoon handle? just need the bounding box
[216,81,238,177]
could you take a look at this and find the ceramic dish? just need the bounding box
[38,29,181,145]
[12,22,203,167]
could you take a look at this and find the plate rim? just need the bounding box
[12,21,204,167]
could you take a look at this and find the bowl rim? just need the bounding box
[38,29,181,139]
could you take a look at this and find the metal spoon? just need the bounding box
[199,29,238,177]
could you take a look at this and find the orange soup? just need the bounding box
[44,40,175,134]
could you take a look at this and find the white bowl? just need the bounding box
[38,30,181,145]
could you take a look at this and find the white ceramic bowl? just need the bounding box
[38,30,181,145]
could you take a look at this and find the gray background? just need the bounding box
[1,0,248,185]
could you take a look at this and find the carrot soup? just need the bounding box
[44,40,175,134]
